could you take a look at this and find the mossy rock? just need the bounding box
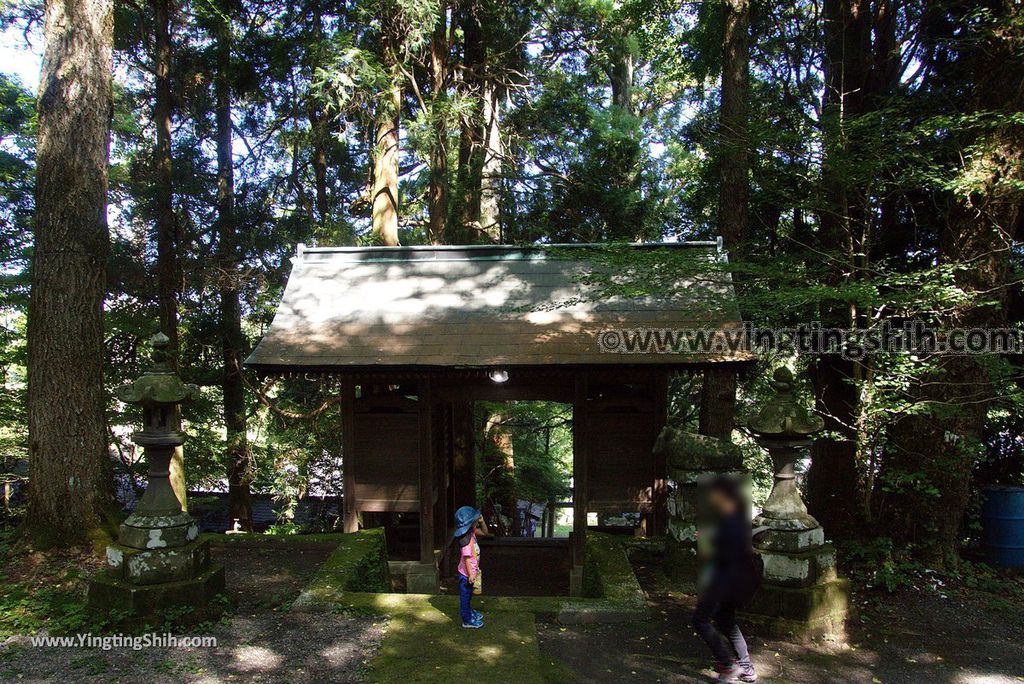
[655,427,743,472]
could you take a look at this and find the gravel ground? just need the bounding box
[536,556,1024,683]
[3,541,1022,683]
[0,544,385,684]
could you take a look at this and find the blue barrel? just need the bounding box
[982,486,1024,567]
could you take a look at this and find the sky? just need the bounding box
[1,26,41,91]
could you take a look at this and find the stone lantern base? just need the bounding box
[87,523,225,618]
[741,575,851,641]
[741,533,850,641]
[88,564,225,616]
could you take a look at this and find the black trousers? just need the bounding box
[692,583,751,667]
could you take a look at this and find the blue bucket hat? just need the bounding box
[454,506,481,538]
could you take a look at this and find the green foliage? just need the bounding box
[476,401,572,527]
[839,537,927,594]
[0,555,120,638]
[0,0,1019,570]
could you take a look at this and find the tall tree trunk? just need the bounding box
[428,5,448,244]
[307,0,330,227]
[453,4,484,243]
[308,105,329,225]
[479,80,502,241]
[214,13,252,531]
[372,10,401,247]
[698,0,748,441]
[152,0,187,511]
[806,0,872,533]
[483,409,516,535]
[154,0,176,354]
[26,0,114,543]
[371,84,400,246]
[609,44,632,113]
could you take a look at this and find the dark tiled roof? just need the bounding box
[246,242,749,371]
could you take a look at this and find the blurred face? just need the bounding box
[707,488,737,516]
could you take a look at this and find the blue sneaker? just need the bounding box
[462,615,484,629]
[473,610,483,621]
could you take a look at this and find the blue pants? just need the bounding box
[459,575,474,624]
[692,582,751,667]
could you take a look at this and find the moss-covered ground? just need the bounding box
[365,603,552,683]
[284,529,645,682]
[5,527,1024,682]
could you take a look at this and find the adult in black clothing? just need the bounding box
[692,476,760,683]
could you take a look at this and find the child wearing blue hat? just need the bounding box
[454,505,487,629]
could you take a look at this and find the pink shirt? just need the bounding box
[458,531,480,578]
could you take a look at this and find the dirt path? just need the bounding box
[0,544,384,684]
[4,541,1022,683]
[536,556,1024,683]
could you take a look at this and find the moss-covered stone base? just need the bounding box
[664,536,700,589]
[118,513,198,550]
[741,578,850,642]
[757,543,840,588]
[87,564,226,617]
[106,539,212,585]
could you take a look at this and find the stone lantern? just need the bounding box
[741,367,849,640]
[88,333,225,615]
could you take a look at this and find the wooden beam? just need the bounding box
[418,377,435,564]
[341,378,358,532]
[651,370,670,536]
[572,373,589,573]
[432,383,574,403]
[451,400,475,509]
[434,403,448,549]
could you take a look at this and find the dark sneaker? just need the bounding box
[739,664,758,683]
[462,616,484,629]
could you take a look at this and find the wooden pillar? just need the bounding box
[418,378,435,565]
[571,373,588,594]
[651,370,670,536]
[341,377,358,533]
[434,403,448,549]
[451,400,475,509]
[699,365,737,440]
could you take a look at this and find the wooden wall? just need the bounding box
[352,394,420,512]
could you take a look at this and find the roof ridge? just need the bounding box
[294,240,724,263]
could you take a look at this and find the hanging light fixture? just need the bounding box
[488,369,509,383]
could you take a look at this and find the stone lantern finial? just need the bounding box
[748,367,824,442]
